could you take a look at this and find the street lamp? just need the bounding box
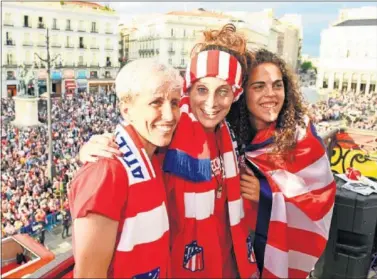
[34,28,60,182]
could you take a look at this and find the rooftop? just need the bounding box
[166,9,231,19]
[335,18,377,27]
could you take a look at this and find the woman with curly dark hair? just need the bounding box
[230,49,337,278]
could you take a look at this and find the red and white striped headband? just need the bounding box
[183,49,244,102]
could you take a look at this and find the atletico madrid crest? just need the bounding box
[183,240,204,272]
[246,235,256,264]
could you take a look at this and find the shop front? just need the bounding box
[88,80,115,94]
[63,70,76,96]
[38,70,48,95]
[76,70,88,93]
[51,70,62,96]
[6,70,17,97]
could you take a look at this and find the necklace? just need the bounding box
[212,128,225,199]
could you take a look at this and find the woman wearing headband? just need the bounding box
[77,24,259,278]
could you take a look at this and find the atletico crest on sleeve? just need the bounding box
[132,267,160,279]
[183,240,204,272]
[246,235,256,264]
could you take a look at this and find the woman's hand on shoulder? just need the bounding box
[79,133,122,164]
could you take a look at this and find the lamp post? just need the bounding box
[34,28,60,182]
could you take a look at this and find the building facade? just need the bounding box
[119,9,235,74]
[316,6,377,94]
[2,1,119,97]
[118,8,302,74]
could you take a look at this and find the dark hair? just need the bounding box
[228,49,308,154]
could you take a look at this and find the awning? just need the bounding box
[88,80,115,86]
[38,80,47,87]
[65,80,76,89]
[77,79,88,88]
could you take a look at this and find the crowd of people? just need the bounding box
[1,91,120,237]
[1,87,376,238]
[308,89,377,134]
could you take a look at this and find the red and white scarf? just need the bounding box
[163,49,258,278]
[244,117,336,278]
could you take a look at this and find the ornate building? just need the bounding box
[2,1,119,97]
[316,6,377,94]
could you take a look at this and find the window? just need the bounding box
[78,55,84,65]
[171,28,174,37]
[66,36,71,47]
[91,37,96,48]
[105,22,111,33]
[106,56,111,67]
[7,53,13,64]
[24,15,29,27]
[79,20,84,31]
[24,33,30,44]
[181,58,185,66]
[79,37,84,48]
[4,13,12,25]
[66,19,71,30]
[91,22,97,32]
[168,58,172,65]
[25,51,31,64]
[53,18,57,29]
[38,17,44,28]
[183,29,186,37]
[38,33,45,45]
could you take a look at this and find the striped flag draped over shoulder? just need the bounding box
[244,117,336,278]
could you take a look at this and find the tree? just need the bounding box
[301,61,313,73]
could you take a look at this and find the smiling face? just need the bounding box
[246,62,285,130]
[121,73,181,151]
[189,77,234,132]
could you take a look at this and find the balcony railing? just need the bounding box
[52,26,59,30]
[105,62,112,67]
[181,50,188,55]
[51,43,62,48]
[4,63,17,68]
[66,27,73,31]
[38,23,45,29]
[77,62,86,67]
[168,49,175,55]
[4,22,14,27]
[24,24,32,28]
[23,42,33,46]
[78,29,86,32]
[105,46,114,50]
[105,30,113,34]
[90,46,99,50]
[5,40,15,46]
[37,43,47,48]
[90,63,100,68]
[91,29,98,33]
[65,44,74,48]
[78,45,86,49]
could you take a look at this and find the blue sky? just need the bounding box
[109,1,376,57]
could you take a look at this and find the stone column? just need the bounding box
[328,72,335,90]
[356,73,361,94]
[347,72,352,92]
[316,69,324,89]
[365,73,371,94]
[338,73,343,91]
